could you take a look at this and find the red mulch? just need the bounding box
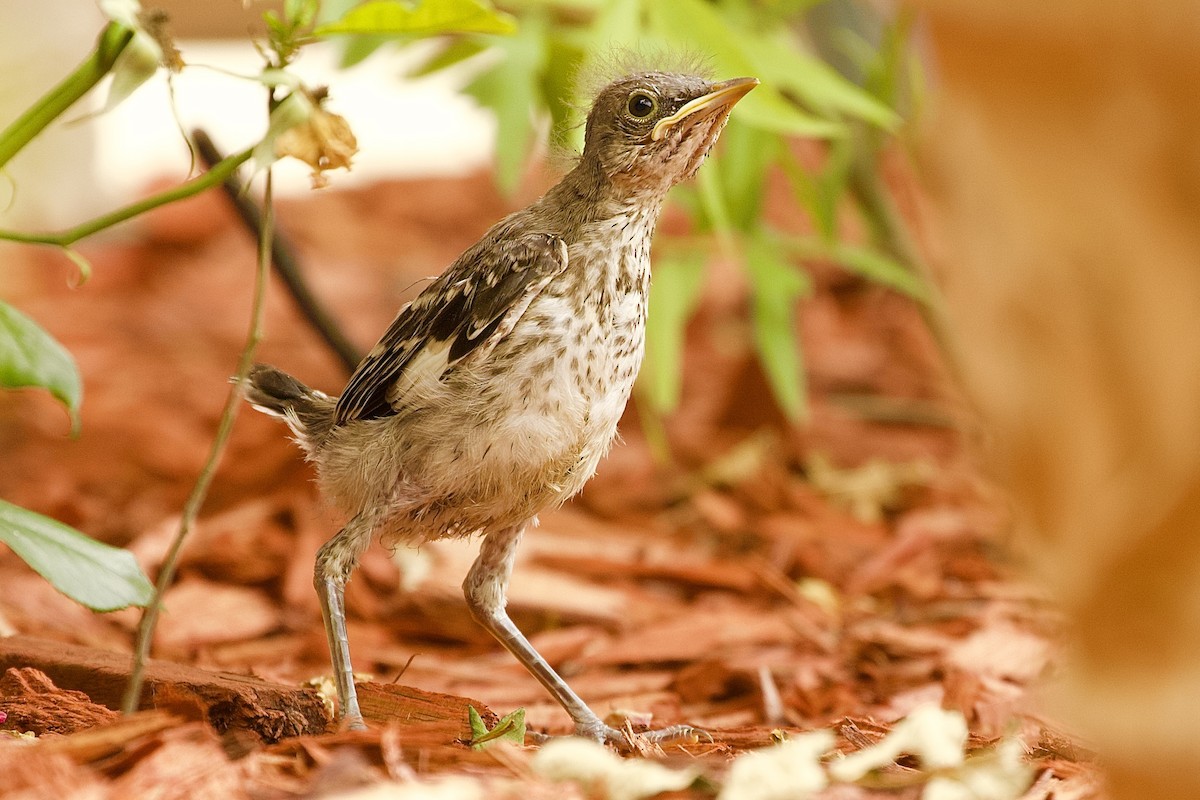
[0,165,1102,798]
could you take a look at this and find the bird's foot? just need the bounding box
[570,719,710,751]
[337,712,368,732]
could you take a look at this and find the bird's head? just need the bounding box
[581,72,759,195]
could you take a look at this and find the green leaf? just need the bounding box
[730,95,844,139]
[694,161,733,239]
[641,244,709,414]
[99,29,162,114]
[0,499,154,612]
[785,236,927,300]
[744,232,811,422]
[826,241,928,301]
[778,147,821,231]
[777,142,852,245]
[464,14,548,194]
[813,136,854,241]
[264,10,287,39]
[752,29,900,129]
[645,0,843,140]
[0,300,82,432]
[314,0,517,37]
[541,32,586,148]
[284,0,319,29]
[338,34,391,68]
[405,37,489,78]
[660,0,897,131]
[716,120,779,232]
[467,705,526,749]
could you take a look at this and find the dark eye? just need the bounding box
[627,91,657,119]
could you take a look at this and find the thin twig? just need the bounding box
[192,128,362,374]
[122,171,276,714]
[0,148,253,247]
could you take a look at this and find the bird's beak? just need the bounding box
[651,77,760,142]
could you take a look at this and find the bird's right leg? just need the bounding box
[314,511,375,731]
[464,526,702,747]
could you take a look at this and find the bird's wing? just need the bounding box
[334,232,569,425]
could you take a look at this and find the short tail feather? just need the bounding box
[245,364,336,452]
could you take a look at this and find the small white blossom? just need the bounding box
[532,736,699,800]
[829,704,968,782]
[718,731,836,800]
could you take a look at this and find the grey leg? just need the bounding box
[463,526,700,746]
[315,512,375,731]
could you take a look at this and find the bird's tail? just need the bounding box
[245,364,337,455]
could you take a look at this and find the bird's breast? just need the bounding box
[465,217,653,489]
[342,210,660,533]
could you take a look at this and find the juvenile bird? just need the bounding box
[247,71,757,744]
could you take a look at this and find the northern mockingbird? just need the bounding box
[248,71,757,744]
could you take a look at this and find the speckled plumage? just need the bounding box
[247,71,756,743]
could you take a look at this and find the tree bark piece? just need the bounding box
[355,681,498,746]
[1,667,120,735]
[0,635,329,741]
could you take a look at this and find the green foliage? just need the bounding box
[641,244,709,414]
[461,12,548,193]
[0,499,155,612]
[745,231,812,421]
[1,0,525,618]
[0,0,922,616]
[0,300,82,432]
[467,705,527,748]
[797,238,927,301]
[0,303,155,613]
[313,0,517,37]
[644,0,848,139]
[395,0,923,423]
[310,0,516,67]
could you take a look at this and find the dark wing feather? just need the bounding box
[334,231,568,425]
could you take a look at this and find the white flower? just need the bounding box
[922,738,1033,800]
[829,704,968,782]
[718,731,836,800]
[532,737,699,800]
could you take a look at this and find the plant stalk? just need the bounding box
[122,170,275,714]
[192,129,361,374]
[0,22,133,170]
[0,148,253,248]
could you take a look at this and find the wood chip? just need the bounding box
[355,681,496,745]
[154,578,280,652]
[0,667,119,735]
[40,710,181,763]
[0,635,328,741]
[108,722,246,800]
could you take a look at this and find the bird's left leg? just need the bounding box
[314,510,376,731]
[463,525,700,747]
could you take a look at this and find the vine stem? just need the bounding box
[0,148,253,247]
[193,129,361,374]
[0,22,133,170]
[122,169,275,714]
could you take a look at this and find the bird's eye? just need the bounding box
[627,91,657,119]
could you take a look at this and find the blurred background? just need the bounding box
[3,2,1199,798]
